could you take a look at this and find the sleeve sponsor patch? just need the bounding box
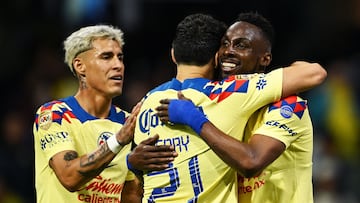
[39,110,52,130]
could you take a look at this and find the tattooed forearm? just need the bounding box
[77,144,111,177]
[80,143,109,167]
[78,164,107,177]
[64,151,79,167]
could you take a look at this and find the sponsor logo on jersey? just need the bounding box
[77,175,123,202]
[265,120,298,136]
[40,131,71,150]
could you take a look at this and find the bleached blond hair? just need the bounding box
[63,24,124,75]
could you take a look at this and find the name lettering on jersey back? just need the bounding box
[139,108,190,152]
[40,131,71,150]
[265,120,297,136]
[157,135,190,152]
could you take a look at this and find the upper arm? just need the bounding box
[281,61,327,97]
[49,150,83,191]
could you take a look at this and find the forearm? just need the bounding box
[281,61,327,97]
[200,122,261,177]
[51,139,122,191]
[121,178,143,203]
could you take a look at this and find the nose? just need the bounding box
[113,57,124,70]
[223,44,235,56]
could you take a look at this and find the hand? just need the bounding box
[156,91,190,123]
[128,134,178,171]
[156,91,208,134]
[116,101,142,145]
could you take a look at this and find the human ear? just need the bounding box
[171,48,177,64]
[260,52,272,67]
[73,58,86,77]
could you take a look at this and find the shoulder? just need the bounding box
[35,98,71,115]
[34,98,73,131]
[267,95,308,120]
[144,79,181,99]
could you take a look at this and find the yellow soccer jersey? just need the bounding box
[239,95,313,203]
[134,69,283,203]
[33,96,134,203]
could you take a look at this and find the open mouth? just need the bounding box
[110,76,123,80]
[221,62,237,72]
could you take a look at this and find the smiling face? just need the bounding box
[73,38,125,99]
[218,21,272,78]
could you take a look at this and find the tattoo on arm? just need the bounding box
[78,144,111,177]
[64,151,79,167]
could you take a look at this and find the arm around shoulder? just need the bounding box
[281,61,327,97]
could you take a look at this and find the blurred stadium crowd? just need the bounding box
[0,0,359,202]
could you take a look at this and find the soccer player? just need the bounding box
[156,12,319,203]
[132,13,326,202]
[33,25,142,202]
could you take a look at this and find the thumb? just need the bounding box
[141,134,160,145]
[177,91,190,101]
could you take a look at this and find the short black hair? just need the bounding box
[172,13,227,66]
[235,11,275,47]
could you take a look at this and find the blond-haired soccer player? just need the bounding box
[33,25,142,202]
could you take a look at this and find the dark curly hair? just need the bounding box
[172,13,227,66]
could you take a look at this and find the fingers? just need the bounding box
[159,98,171,105]
[130,140,178,171]
[155,103,170,123]
[140,135,160,145]
[178,91,191,101]
[177,91,185,100]
[130,101,142,116]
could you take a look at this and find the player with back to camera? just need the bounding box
[33,25,142,203]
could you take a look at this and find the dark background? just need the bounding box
[0,0,359,202]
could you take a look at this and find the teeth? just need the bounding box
[112,76,122,80]
[222,62,236,67]
[222,66,233,71]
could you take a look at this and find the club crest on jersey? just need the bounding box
[97,132,113,146]
[280,105,293,118]
[39,110,52,130]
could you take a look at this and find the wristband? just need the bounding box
[168,99,208,135]
[126,154,143,176]
[107,135,123,154]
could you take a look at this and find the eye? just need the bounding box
[117,54,124,61]
[101,53,113,60]
[220,39,230,47]
[236,42,246,49]
[235,40,250,50]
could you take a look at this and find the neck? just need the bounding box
[176,63,214,82]
[74,90,113,118]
